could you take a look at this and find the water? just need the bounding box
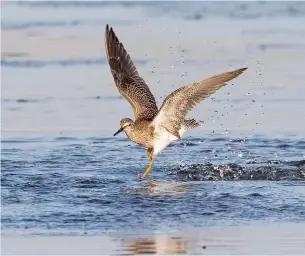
[1,1,305,254]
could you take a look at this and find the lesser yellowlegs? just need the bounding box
[105,24,247,180]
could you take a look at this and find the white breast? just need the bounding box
[153,128,179,156]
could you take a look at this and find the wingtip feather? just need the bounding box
[240,67,248,72]
[236,67,248,74]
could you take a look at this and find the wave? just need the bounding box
[5,1,305,19]
[1,58,148,68]
[169,161,305,181]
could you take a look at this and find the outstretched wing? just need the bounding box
[105,24,158,120]
[152,67,247,137]
[179,119,204,137]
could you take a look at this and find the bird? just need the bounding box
[105,24,247,180]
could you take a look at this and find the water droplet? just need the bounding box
[170,64,174,68]
[247,93,250,96]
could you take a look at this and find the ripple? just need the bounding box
[2,20,85,30]
[6,1,305,19]
[170,161,305,181]
[248,193,263,197]
[1,58,148,68]
[2,135,305,234]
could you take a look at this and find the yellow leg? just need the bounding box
[147,148,153,161]
[140,156,155,180]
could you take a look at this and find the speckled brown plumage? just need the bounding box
[152,67,247,137]
[105,24,248,179]
[105,24,158,121]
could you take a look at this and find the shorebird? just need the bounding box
[105,24,247,180]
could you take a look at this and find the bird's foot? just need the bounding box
[140,156,155,180]
[140,165,152,180]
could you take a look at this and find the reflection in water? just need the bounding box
[121,236,188,255]
[128,180,192,196]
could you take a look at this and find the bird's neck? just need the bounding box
[124,129,135,140]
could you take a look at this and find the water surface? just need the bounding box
[1,1,305,255]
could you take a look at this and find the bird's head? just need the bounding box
[113,118,134,136]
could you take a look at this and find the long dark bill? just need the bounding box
[113,127,123,136]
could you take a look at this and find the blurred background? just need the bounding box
[1,1,305,255]
[2,1,305,136]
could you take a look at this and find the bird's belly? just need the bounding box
[153,130,179,156]
[128,134,154,149]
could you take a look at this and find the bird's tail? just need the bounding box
[179,119,204,137]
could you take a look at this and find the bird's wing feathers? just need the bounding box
[179,119,204,137]
[152,67,247,137]
[105,25,158,120]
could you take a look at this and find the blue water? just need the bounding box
[2,134,305,235]
[1,1,305,238]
